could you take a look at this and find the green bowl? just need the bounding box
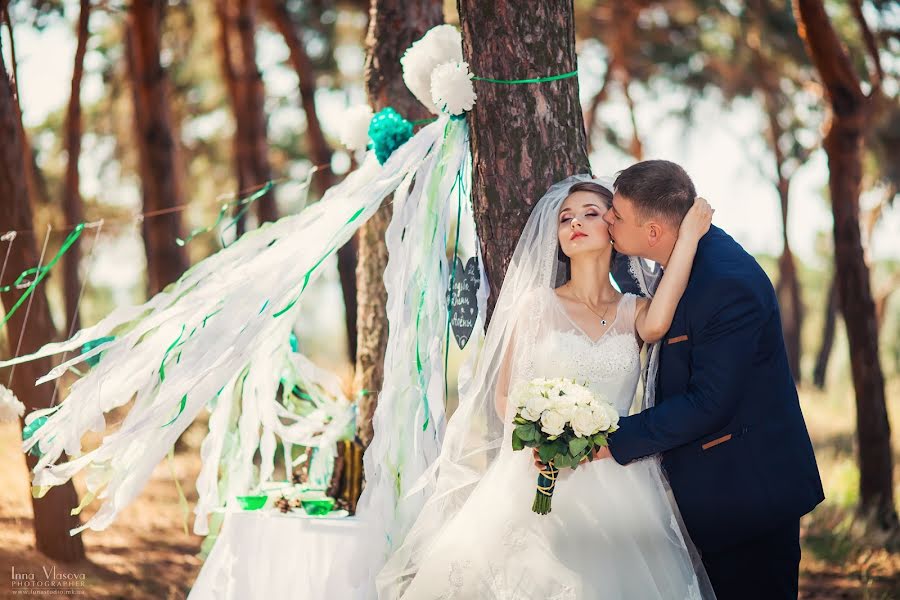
[301,497,335,516]
[236,495,268,510]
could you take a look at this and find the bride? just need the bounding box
[375,175,716,599]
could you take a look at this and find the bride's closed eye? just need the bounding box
[560,212,598,224]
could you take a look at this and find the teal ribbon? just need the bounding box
[272,205,367,318]
[159,324,186,382]
[161,394,187,428]
[1,224,85,327]
[176,180,275,248]
[471,69,578,85]
[81,335,116,368]
[23,415,49,457]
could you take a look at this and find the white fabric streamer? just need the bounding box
[351,117,472,592]
[0,119,447,536]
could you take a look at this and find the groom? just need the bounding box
[600,160,824,599]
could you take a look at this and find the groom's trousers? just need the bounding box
[700,518,800,599]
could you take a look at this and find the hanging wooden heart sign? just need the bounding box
[448,256,480,349]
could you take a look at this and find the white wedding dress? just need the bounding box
[393,289,707,599]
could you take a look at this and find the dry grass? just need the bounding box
[0,419,204,600]
[798,377,900,598]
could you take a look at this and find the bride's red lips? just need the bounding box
[570,231,587,240]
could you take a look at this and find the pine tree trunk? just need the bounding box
[0,29,86,563]
[795,0,896,529]
[62,0,91,335]
[217,0,276,236]
[458,0,590,323]
[776,243,803,382]
[763,89,804,383]
[812,277,837,389]
[2,10,50,211]
[353,0,443,450]
[259,0,358,364]
[126,1,189,296]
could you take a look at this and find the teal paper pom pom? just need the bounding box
[368,107,413,165]
[289,331,299,353]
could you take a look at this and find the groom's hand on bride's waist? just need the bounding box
[593,446,612,460]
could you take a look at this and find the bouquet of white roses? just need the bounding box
[510,377,620,514]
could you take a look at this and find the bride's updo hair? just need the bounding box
[556,180,614,268]
[565,181,613,205]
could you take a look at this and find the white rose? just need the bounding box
[572,389,594,406]
[519,404,542,422]
[510,384,528,409]
[570,406,598,438]
[540,409,568,437]
[605,404,621,430]
[547,384,565,399]
[591,405,612,433]
[519,394,547,422]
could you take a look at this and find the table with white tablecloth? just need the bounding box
[188,509,371,600]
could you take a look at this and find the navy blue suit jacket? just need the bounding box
[608,226,824,553]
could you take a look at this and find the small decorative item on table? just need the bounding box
[236,495,268,511]
[300,497,335,516]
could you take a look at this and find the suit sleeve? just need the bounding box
[608,278,772,464]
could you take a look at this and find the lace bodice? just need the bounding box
[515,288,642,415]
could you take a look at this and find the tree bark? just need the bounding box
[812,277,837,390]
[795,0,896,529]
[763,91,804,382]
[61,0,91,335]
[2,10,49,211]
[354,0,443,450]
[259,0,358,365]
[458,0,590,323]
[216,0,277,237]
[125,1,189,296]
[0,25,86,563]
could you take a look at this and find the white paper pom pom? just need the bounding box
[400,25,464,115]
[0,384,25,423]
[338,104,374,151]
[430,61,476,116]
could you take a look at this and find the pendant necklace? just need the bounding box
[582,302,612,326]
[566,285,615,326]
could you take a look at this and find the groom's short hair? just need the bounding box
[613,160,696,226]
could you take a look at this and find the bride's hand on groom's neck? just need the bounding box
[678,197,714,242]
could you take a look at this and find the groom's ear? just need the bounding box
[646,222,663,247]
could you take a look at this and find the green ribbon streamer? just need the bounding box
[272,205,368,318]
[1,224,85,328]
[176,180,275,248]
[159,324,186,382]
[443,169,466,403]
[471,69,578,85]
[161,394,188,428]
[414,289,428,431]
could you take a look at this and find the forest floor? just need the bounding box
[0,383,898,599]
